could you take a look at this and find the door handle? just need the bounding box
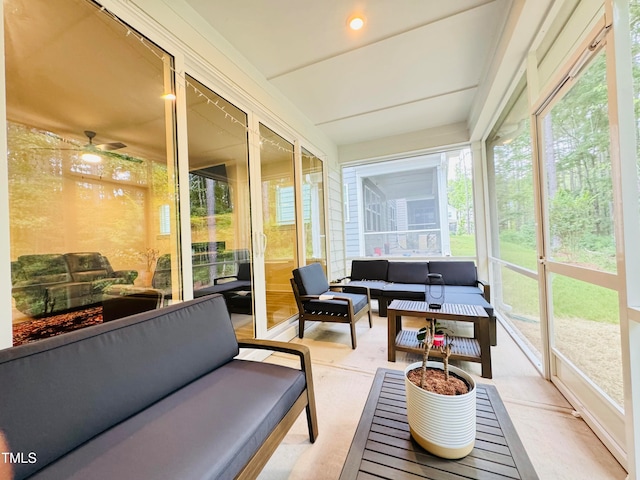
[261,232,267,255]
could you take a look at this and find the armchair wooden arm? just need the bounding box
[330,284,372,300]
[238,339,318,443]
[476,279,491,304]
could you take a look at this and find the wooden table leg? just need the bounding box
[477,316,492,379]
[388,310,397,362]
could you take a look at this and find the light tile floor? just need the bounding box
[259,309,628,480]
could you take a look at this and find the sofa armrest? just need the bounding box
[238,339,318,442]
[476,279,491,304]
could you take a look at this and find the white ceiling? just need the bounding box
[4,0,553,163]
[183,0,515,146]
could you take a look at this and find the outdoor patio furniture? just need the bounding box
[0,294,318,480]
[339,368,538,479]
[291,263,372,349]
[339,259,496,345]
[387,299,493,378]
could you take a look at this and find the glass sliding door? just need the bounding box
[185,76,253,339]
[6,0,179,343]
[259,124,298,329]
[301,148,327,270]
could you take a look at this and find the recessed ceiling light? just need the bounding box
[348,16,364,31]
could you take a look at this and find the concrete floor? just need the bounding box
[258,308,628,480]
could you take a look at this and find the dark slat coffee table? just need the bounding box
[387,300,492,378]
[339,368,539,480]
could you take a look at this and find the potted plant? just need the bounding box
[137,248,159,287]
[404,319,476,459]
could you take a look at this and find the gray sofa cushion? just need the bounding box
[293,263,329,296]
[29,360,305,480]
[304,292,369,316]
[428,261,477,286]
[443,285,484,296]
[387,261,429,284]
[382,283,427,299]
[350,259,389,281]
[0,295,238,480]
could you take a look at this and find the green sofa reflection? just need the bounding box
[11,252,138,317]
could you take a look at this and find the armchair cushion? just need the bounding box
[292,263,329,296]
[304,292,369,316]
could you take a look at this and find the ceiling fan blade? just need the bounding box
[97,142,127,151]
[101,149,143,163]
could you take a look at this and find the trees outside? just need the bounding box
[494,49,616,273]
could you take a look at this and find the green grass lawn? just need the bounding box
[449,234,476,257]
[498,240,619,324]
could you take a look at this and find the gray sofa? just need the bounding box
[340,259,495,345]
[0,294,317,480]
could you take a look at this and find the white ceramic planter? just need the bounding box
[404,361,476,459]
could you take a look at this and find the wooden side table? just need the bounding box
[387,300,492,378]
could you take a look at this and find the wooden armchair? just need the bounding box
[291,263,372,349]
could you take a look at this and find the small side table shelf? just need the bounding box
[387,300,492,379]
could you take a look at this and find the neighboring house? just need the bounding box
[343,154,451,258]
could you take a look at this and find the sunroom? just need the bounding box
[0,0,638,478]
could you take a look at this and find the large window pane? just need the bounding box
[7,0,179,344]
[542,52,615,273]
[496,266,542,361]
[186,75,253,339]
[492,118,537,269]
[343,147,475,259]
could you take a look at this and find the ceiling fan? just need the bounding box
[79,130,127,163]
[31,130,143,163]
[78,130,146,164]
